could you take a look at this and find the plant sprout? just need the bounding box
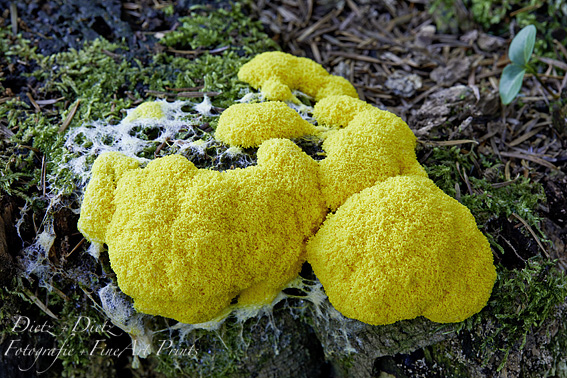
[499,25,536,105]
[499,25,559,105]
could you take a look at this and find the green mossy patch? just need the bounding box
[423,146,545,229]
[455,258,567,372]
[1,4,279,377]
[0,276,120,377]
[1,3,277,200]
[2,2,566,376]
[423,145,567,372]
[409,258,567,377]
[153,5,278,109]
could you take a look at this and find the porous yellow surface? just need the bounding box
[307,175,497,325]
[315,95,427,210]
[238,51,358,103]
[123,101,165,122]
[313,95,375,128]
[79,52,496,326]
[78,139,326,324]
[216,102,318,147]
[77,152,140,243]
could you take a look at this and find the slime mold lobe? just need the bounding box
[79,139,326,324]
[238,51,358,103]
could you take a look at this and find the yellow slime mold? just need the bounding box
[307,175,497,325]
[79,52,496,326]
[238,51,358,103]
[78,140,326,324]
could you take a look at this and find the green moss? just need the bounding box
[0,2,277,199]
[4,2,562,376]
[162,4,175,17]
[30,38,144,124]
[150,50,270,111]
[456,258,567,370]
[1,31,43,62]
[493,259,566,351]
[154,319,251,377]
[549,324,567,376]
[424,146,545,228]
[423,346,459,376]
[50,290,118,378]
[159,4,270,51]
[0,275,119,377]
[468,0,551,35]
[152,4,278,110]
[0,3,280,376]
[424,146,566,371]
[0,142,38,202]
[0,279,33,336]
[1,36,145,199]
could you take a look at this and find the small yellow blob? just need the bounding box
[238,51,358,103]
[313,95,375,128]
[78,139,326,324]
[307,175,497,325]
[315,95,427,211]
[216,102,318,147]
[124,101,165,122]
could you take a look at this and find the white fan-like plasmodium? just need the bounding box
[63,100,204,186]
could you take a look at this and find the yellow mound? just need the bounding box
[78,140,326,324]
[215,102,318,147]
[315,95,427,211]
[307,175,497,325]
[238,51,358,103]
[123,101,165,122]
[313,94,375,128]
[79,52,496,327]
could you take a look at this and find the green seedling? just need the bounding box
[499,25,558,104]
[499,25,536,105]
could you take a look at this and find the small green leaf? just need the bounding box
[499,64,526,105]
[508,25,536,66]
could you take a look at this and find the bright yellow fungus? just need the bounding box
[78,139,326,324]
[238,51,358,103]
[307,175,497,325]
[77,152,140,243]
[123,101,165,122]
[215,102,318,148]
[313,94,375,128]
[315,95,427,211]
[79,53,496,327]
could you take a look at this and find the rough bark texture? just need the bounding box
[309,301,454,378]
[234,310,327,378]
[230,300,567,378]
